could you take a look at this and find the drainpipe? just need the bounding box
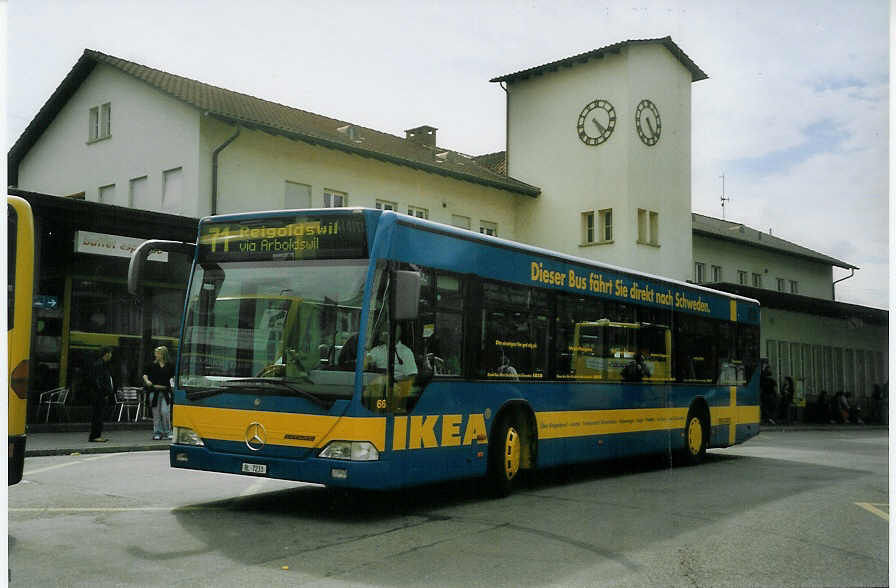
[499,82,508,172]
[832,268,855,300]
[211,124,241,215]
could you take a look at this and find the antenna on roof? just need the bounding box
[720,173,731,219]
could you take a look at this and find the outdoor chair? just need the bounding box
[37,387,70,423]
[115,387,143,422]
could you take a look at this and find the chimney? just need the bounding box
[405,125,437,148]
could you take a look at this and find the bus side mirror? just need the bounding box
[128,240,195,297]
[393,270,421,321]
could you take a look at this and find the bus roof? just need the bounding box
[199,207,758,308]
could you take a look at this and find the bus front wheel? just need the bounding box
[682,409,707,465]
[488,415,522,497]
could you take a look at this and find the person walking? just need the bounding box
[780,377,795,425]
[88,346,115,442]
[143,346,174,440]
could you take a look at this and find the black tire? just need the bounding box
[682,409,707,465]
[488,415,523,497]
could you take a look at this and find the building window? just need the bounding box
[479,221,497,236]
[752,273,762,288]
[98,184,116,204]
[89,102,111,142]
[162,167,183,214]
[375,199,397,211]
[695,262,706,283]
[776,278,786,292]
[407,205,428,219]
[323,189,347,208]
[711,265,723,283]
[790,280,799,294]
[451,214,471,230]
[637,209,659,245]
[284,181,311,209]
[737,270,748,285]
[582,211,595,244]
[599,209,613,242]
[129,176,149,209]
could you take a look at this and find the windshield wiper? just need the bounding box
[186,378,332,409]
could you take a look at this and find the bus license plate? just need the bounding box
[241,463,267,475]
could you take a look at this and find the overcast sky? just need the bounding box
[5,0,890,308]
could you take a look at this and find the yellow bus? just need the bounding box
[8,195,34,485]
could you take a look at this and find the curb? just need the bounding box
[761,424,888,432]
[26,444,170,457]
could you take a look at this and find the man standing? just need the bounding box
[89,346,115,442]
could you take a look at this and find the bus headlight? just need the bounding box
[318,441,379,461]
[173,426,204,446]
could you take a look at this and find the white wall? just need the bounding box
[507,43,694,283]
[693,233,834,299]
[18,64,201,216]
[199,117,521,236]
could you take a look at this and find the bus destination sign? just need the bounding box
[199,214,367,261]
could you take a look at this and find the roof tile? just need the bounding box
[692,213,857,269]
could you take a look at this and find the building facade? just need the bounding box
[9,38,887,423]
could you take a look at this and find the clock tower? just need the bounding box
[492,37,707,283]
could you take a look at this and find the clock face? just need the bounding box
[576,99,616,146]
[635,99,661,146]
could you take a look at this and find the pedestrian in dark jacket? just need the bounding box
[89,347,115,442]
[760,365,777,425]
[779,377,795,424]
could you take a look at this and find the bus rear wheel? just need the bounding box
[682,410,707,465]
[488,415,522,497]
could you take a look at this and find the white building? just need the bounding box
[8,38,887,420]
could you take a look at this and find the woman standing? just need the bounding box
[143,346,174,440]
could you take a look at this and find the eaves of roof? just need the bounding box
[490,37,708,84]
[707,283,886,326]
[9,50,541,198]
[692,213,857,270]
[9,187,199,240]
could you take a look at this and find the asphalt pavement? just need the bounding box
[23,420,887,457]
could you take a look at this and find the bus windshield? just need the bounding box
[179,259,367,399]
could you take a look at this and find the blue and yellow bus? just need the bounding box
[8,195,35,485]
[129,208,760,495]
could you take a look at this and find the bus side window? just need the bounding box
[413,270,464,378]
[674,315,718,384]
[478,281,548,380]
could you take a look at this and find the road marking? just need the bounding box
[24,453,119,476]
[10,506,227,513]
[855,502,889,521]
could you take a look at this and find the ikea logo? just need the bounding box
[392,414,488,451]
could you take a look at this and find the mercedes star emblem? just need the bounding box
[245,422,267,451]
